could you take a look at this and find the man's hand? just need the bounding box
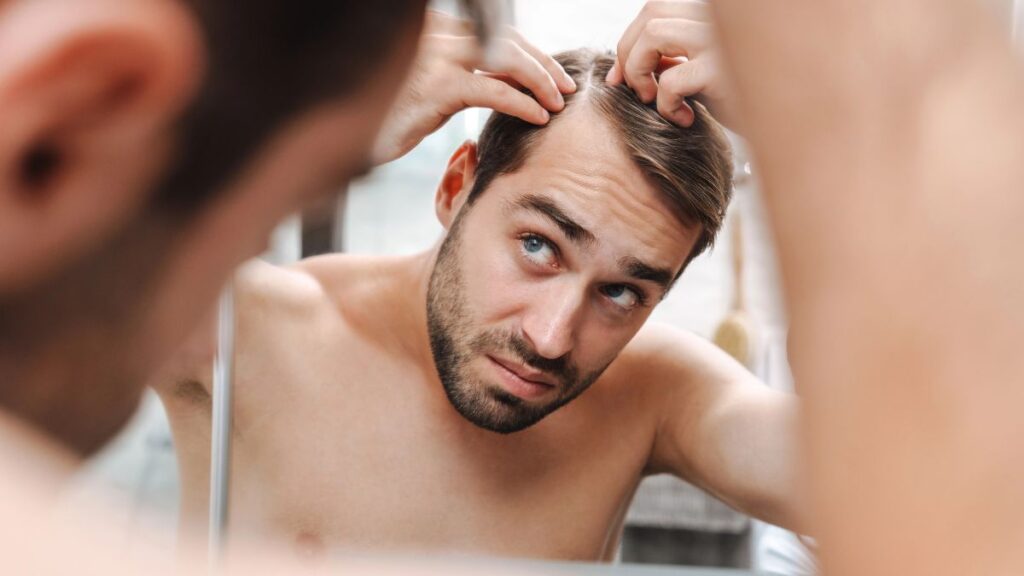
[372,10,575,165]
[608,1,738,130]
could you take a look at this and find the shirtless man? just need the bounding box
[157,44,801,559]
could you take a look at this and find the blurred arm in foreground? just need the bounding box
[710,1,1024,575]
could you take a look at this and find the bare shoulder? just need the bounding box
[610,321,754,391]
[292,252,412,294]
[615,323,793,482]
[292,252,426,332]
[230,254,400,349]
[234,258,327,319]
[153,252,415,404]
[150,258,337,401]
[290,252,385,298]
[596,321,771,431]
[235,252,402,325]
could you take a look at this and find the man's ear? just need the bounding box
[0,0,203,292]
[435,140,479,231]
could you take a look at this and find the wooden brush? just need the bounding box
[713,212,757,368]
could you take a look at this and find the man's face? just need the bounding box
[428,105,699,433]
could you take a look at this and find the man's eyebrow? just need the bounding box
[619,256,675,292]
[513,194,595,247]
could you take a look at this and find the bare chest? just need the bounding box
[215,342,652,560]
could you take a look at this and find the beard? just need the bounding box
[426,210,608,434]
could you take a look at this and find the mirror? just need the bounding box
[63,2,805,573]
[64,1,1023,575]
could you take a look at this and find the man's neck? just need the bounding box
[364,248,440,379]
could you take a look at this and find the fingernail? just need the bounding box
[564,73,577,92]
[671,109,694,127]
[541,109,550,123]
[605,64,617,83]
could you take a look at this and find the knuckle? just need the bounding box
[661,64,692,87]
[657,99,673,117]
[643,18,664,37]
[541,52,562,69]
[645,1,671,17]
[506,25,527,43]
[683,21,711,45]
[685,1,711,18]
[657,86,683,111]
[496,39,524,65]
[466,75,492,98]
[645,19,675,46]
[669,19,694,39]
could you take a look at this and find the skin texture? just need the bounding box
[611,5,1024,574]
[698,1,1024,575]
[155,99,799,559]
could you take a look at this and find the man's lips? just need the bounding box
[486,355,555,401]
[487,355,556,388]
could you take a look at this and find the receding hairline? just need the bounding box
[484,77,707,234]
[470,48,733,270]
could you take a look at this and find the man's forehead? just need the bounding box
[527,102,635,182]
[500,106,699,269]
[499,188,695,288]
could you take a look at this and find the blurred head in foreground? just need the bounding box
[0,0,494,455]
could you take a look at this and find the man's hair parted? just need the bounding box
[470,48,734,268]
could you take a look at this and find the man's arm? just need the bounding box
[635,324,802,530]
[707,2,1024,575]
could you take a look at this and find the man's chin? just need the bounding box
[445,386,551,435]
[460,413,541,435]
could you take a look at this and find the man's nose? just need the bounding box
[521,283,585,360]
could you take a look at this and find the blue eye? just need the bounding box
[524,236,545,253]
[520,234,556,266]
[603,284,641,310]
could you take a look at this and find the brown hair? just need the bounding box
[470,49,734,269]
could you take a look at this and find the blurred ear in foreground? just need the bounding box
[0,0,201,293]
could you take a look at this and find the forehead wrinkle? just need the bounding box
[532,159,690,268]
[530,106,656,214]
